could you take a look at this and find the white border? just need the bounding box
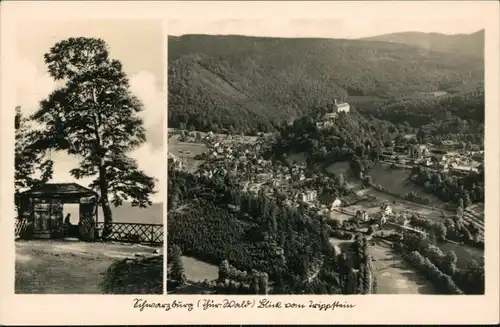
[1,1,499,325]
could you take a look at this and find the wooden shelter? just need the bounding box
[16,183,99,241]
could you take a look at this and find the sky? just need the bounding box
[15,19,165,203]
[168,18,486,39]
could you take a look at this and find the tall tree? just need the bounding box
[31,37,156,238]
[168,244,187,287]
[15,106,53,194]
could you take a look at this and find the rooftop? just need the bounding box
[18,183,98,198]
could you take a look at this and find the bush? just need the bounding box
[100,255,163,294]
[331,230,353,240]
[403,251,462,294]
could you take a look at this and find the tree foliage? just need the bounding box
[168,35,483,133]
[14,106,53,193]
[31,37,156,236]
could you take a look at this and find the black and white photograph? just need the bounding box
[166,19,485,295]
[13,19,165,294]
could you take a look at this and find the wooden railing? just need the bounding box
[15,218,28,238]
[97,222,163,245]
[14,219,164,246]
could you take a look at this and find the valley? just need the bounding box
[166,31,485,296]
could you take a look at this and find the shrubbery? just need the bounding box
[404,251,462,294]
[330,230,353,240]
[397,231,484,294]
[404,191,431,205]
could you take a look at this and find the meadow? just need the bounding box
[368,162,445,206]
[181,256,219,282]
[369,239,436,294]
[168,134,209,172]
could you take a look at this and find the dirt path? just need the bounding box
[15,240,160,294]
[370,240,436,294]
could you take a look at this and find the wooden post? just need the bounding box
[94,199,99,240]
[150,224,155,246]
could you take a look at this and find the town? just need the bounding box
[167,98,485,295]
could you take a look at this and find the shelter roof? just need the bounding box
[18,183,98,199]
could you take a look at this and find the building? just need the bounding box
[301,190,317,202]
[256,173,271,183]
[450,165,479,176]
[330,198,342,210]
[380,203,393,216]
[394,224,428,238]
[168,153,183,170]
[431,154,447,165]
[324,98,350,117]
[410,145,429,158]
[440,140,457,148]
[15,183,99,241]
[318,99,351,127]
[331,99,350,113]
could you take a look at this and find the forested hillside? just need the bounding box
[168,34,484,134]
[361,30,484,59]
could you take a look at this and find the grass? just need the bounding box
[325,161,363,191]
[15,240,162,294]
[368,162,445,206]
[100,255,163,294]
[181,255,219,282]
[167,256,219,294]
[286,152,307,165]
[169,134,209,172]
[437,242,484,270]
[365,188,446,219]
[328,237,353,254]
[369,239,436,294]
[462,203,484,233]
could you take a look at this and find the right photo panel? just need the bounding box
[166,20,485,295]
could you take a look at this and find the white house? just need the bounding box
[301,190,317,202]
[380,203,392,216]
[168,153,183,170]
[385,206,393,215]
[331,99,350,113]
[330,198,342,210]
[321,99,350,122]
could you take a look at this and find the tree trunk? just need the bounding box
[99,165,113,240]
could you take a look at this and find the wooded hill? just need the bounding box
[168,34,484,134]
[361,29,484,59]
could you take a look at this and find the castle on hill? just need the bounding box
[316,98,350,129]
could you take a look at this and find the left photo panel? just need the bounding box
[13,19,165,294]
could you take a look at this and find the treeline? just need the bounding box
[274,109,397,167]
[359,86,484,127]
[392,232,484,294]
[168,34,483,134]
[409,215,483,249]
[411,166,485,206]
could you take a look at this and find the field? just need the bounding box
[370,239,436,294]
[462,203,484,238]
[364,188,447,219]
[329,211,353,222]
[325,161,362,190]
[437,242,484,270]
[368,162,445,206]
[167,256,218,294]
[15,240,162,294]
[168,134,208,172]
[328,237,353,255]
[181,256,219,282]
[286,152,307,165]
